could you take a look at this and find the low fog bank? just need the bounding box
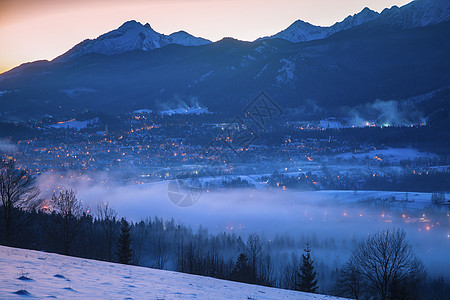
[37,174,450,279]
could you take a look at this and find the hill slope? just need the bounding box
[0,245,344,299]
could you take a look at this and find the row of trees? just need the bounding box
[263,169,450,193]
[0,161,448,299]
[267,124,450,156]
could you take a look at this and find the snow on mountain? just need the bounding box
[376,0,450,28]
[199,71,214,82]
[260,0,450,43]
[259,7,379,43]
[267,20,329,43]
[0,90,10,97]
[159,106,211,116]
[60,87,96,98]
[56,20,211,62]
[168,31,211,46]
[276,58,296,86]
[254,64,269,79]
[0,245,345,299]
[327,7,380,35]
[133,109,153,114]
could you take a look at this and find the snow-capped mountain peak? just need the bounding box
[56,20,211,62]
[259,7,379,43]
[118,19,144,30]
[168,31,211,46]
[377,0,450,28]
[259,0,450,43]
[328,7,380,34]
[269,20,328,43]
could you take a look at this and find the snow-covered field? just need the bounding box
[0,246,344,299]
[49,119,97,131]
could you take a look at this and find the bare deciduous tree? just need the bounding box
[282,252,299,290]
[335,259,363,299]
[97,202,119,261]
[337,228,426,300]
[153,232,171,269]
[259,253,275,286]
[246,233,262,283]
[52,189,83,255]
[132,220,146,265]
[0,160,40,245]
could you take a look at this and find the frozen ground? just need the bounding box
[0,245,345,299]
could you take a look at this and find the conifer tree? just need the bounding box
[296,243,318,293]
[230,253,255,284]
[116,218,132,264]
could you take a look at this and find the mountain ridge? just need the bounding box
[258,7,380,43]
[260,0,450,43]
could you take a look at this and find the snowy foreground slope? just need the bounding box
[0,246,345,299]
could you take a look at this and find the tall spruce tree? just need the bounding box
[116,218,132,264]
[296,243,318,293]
[230,253,255,284]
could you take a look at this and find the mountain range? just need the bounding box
[0,0,449,121]
[261,0,450,43]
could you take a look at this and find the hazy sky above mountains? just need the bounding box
[0,0,411,74]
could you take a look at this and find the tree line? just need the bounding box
[1,160,449,299]
[262,169,450,193]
